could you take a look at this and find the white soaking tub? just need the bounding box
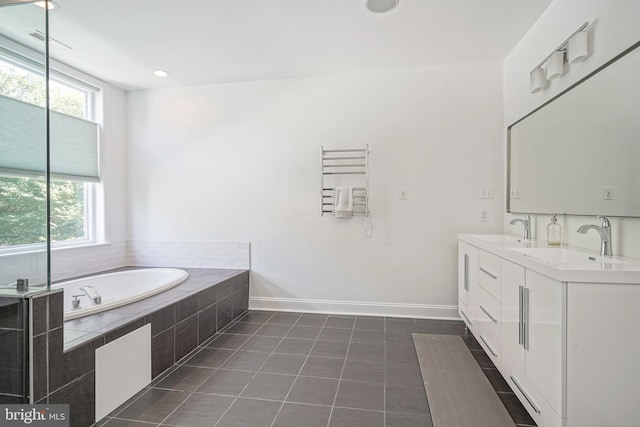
[55,268,189,321]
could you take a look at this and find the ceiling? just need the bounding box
[1,0,553,91]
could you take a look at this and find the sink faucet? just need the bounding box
[510,214,531,240]
[577,216,613,257]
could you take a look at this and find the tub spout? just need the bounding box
[80,285,102,305]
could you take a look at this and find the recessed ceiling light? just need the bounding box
[365,0,398,13]
[34,1,60,10]
[153,70,170,78]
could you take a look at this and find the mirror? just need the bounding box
[508,41,640,217]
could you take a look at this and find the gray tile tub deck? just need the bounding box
[31,267,249,427]
[61,267,248,351]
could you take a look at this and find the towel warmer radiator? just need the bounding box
[321,145,369,216]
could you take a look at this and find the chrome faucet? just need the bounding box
[71,295,84,309]
[79,285,102,305]
[577,216,613,257]
[510,214,531,240]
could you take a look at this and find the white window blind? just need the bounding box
[0,94,99,182]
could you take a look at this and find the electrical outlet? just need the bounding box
[603,187,614,200]
[399,187,408,200]
[481,188,493,199]
[480,211,488,222]
[510,188,521,199]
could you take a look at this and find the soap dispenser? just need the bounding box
[547,214,561,246]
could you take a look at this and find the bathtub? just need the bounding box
[55,268,189,321]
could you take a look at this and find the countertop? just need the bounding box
[459,234,640,284]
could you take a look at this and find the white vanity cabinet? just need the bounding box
[458,234,640,427]
[476,251,502,368]
[565,282,640,427]
[458,241,478,335]
[500,262,564,427]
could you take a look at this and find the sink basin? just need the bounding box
[510,247,627,265]
[470,234,523,244]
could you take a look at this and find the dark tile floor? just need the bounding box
[98,311,535,427]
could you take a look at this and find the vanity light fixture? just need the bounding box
[529,68,546,93]
[568,31,589,63]
[365,0,398,13]
[153,70,170,77]
[34,1,59,10]
[529,22,589,94]
[546,51,565,80]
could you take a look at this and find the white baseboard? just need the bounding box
[249,297,461,320]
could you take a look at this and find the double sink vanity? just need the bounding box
[487,35,640,427]
[458,233,640,427]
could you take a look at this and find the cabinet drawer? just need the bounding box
[509,374,563,427]
[479,286,501,322]
[479,251,501,300]
[478,328,500,368]
[478,288,501,368]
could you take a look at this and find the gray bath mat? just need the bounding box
[412,333,515,427]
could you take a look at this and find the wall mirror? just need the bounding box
[508,41,640,217]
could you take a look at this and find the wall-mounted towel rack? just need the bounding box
[321,145,369,216]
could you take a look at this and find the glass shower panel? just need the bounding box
[0,0,50,296]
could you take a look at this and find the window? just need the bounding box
[0,52,99,249]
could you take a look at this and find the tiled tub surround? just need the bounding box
[99,311,534,427]
[0,240,250,287]
[0,296,27,403]
[29,267,249,427]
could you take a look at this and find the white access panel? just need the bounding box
[95,324,151,422]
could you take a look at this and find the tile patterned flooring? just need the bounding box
[98,311,535,427]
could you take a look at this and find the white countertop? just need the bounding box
[458,234,640,284]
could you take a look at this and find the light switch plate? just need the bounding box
[481,188,493,199]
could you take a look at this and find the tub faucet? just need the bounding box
[577,216,613,257]
[510,214,531,240]
[71,295,84,309]
[80,285,102,305]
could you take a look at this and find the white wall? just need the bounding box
[126,63,504,318]
[503,0,640,258]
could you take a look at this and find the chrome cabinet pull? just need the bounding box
[464,254,469,291]
[510,375,541,414]
[461,310,473,325]
[480,335,498,357]
[523,287,530,351]
[480,267,498,280]
[518,285,524,346]
[480,305,498,323]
